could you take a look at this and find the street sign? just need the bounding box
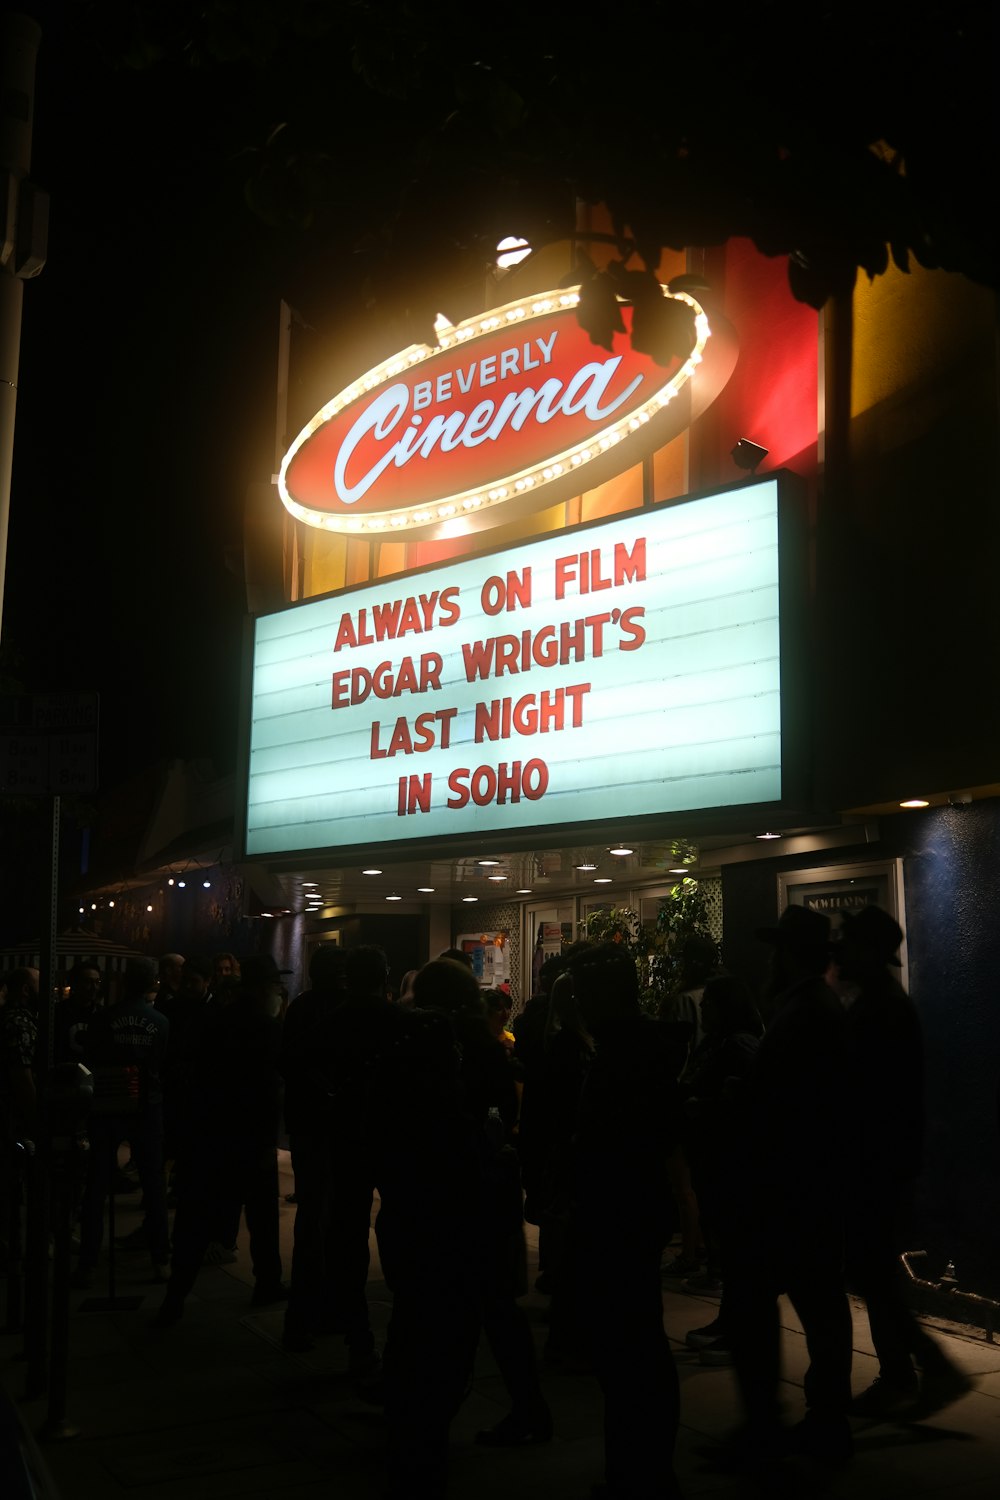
[0,692,99,793]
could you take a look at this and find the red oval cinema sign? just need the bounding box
[279,287,738,538]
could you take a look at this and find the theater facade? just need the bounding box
[235,221,999,1288]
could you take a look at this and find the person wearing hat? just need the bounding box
[73,957,171,1287]
[708,904,854,1470]
[838,906,972,1420]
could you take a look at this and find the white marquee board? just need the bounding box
[244,478,785,858]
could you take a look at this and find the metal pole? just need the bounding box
[23,791,58,1397]
[0,11,42,633]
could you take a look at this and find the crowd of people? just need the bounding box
[0,907,975,1498]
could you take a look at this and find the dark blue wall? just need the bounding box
[720,800,1000,1294]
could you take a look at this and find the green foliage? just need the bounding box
[581,903,657,1015]
[648,878,716,1010]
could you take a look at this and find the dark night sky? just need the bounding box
[4,4,304,789]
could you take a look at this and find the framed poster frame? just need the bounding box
[776,859,907,987]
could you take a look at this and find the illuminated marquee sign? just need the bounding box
[278,286,738,539]
[245,477,787,859]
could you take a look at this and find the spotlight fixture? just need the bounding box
[495,235,531,270]
[731,438,769,473]
[609,843,633,856]
[899,798,929,809]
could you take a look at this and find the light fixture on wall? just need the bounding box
[731,438,769,473]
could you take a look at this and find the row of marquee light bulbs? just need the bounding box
[281,835,772,915]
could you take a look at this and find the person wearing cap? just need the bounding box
[73,957,171,1287]
[838,906,973,1420]
[710,905,854,1470]
[153,951,290,1323]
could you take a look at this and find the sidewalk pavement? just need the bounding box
[2,1148,999,1499]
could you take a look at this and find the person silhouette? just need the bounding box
[837,905,973,1419]
[713,906,854,1471]
[567,941,682,1499]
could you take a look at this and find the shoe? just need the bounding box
[685,1318,722,1349]
[698,1337,734,1366]
[203,1240,238,1266]
[115,1223,148,1249]
[911,1365,974,1419]
[850,1375,919,1420]
[69,1266,95,1290]
[350,1349,384,1404]
[282,1328,316,1353]
[150,1296,184,1329]
[250,1281,289,1308]
[475,1407,553,1446]
[661,1253,702,1278]
[786,1412,854,1468]
[682,1271,723,1295]
[696,1423,788,1475]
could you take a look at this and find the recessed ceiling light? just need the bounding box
[462,895,478,903]
[755,832,781,841]
[668,866,690,874]
[488,874,507,881]
[302,881,318,887]
[417,886,435,893]
[386,894,402,902]
[362,867,382,875]
[516,888,532,894]
[899,799,929,809]
[575,862,598,871]
[477,859,500,867]
[594,877,613,884]
[609,844,633,856]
